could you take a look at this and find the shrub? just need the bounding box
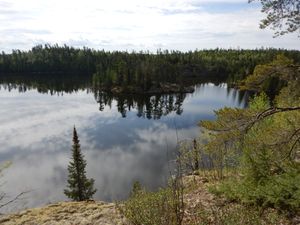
[118,179,184,225]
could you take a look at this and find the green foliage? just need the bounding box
[199,106,257,179]
[209,102,300,211]
[249,92,270,110]
[200,55,300,214]
[192,202,288,225]
[64,127,97,201]
[250,0,300,36]
[241,54,295,91]
[212,168,300,213]
[130,181,143,198]
[1,45,300,90]
[92,49,300,90]
[120,176,289,225]
[119,187,181,225]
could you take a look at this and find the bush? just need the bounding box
[118,180,184,225]
[210,168,300,214]
[193,203,288,225]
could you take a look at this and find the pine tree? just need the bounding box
[64,127,97,201]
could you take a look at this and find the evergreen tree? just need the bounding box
[64,127,97,201]
[200,55,300,212]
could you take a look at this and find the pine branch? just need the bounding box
[245,106,300,131]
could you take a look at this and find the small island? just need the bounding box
[97,82,195,95]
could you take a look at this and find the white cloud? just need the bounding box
[0,0,298,52]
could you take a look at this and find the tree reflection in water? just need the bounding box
[0,73,248,120]
[94,90,186,119]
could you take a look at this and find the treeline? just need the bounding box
[92,48,300,91]
[1,45,300,89]
[0,45,97,74]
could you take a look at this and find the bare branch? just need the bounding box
[0,191,30,209]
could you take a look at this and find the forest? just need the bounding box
[0,0,299,224]
[1,46,300,93]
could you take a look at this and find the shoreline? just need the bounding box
[94,83,195,95]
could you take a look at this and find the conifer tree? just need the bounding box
[64,127,97,201]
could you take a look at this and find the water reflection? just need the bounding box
[95,91,186,119]
[0,73,91,95]
[0,82,248,212]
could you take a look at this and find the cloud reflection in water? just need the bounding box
[0,83,247,212]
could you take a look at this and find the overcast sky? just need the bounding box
[0,0,299,52]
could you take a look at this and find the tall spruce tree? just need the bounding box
[64,127,97,201]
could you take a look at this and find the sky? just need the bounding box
[0,0,299,52]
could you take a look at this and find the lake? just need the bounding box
[0,81,248,212]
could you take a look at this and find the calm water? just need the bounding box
[0,83,247,212]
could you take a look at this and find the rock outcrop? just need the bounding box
[0,201,126,225]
